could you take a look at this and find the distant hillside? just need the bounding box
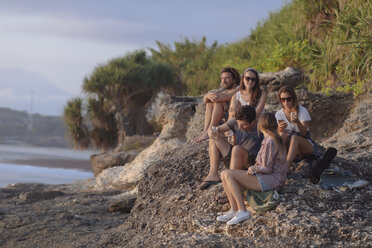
[0,67,72,116]
[0,107,67,147]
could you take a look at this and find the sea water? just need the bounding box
[0,144,95,188]
[0,163,93,187]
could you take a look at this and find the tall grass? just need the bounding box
[151,0,371,97]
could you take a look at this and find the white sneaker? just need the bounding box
[216,210,236,222]
[226,210,251,225]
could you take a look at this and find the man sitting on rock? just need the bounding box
[194,67,240,143]
[198,105,263,190]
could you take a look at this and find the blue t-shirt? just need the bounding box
[226,118,263,156]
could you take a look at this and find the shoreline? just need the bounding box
[1,158,92,172]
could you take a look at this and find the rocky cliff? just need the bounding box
[0,68,370,247]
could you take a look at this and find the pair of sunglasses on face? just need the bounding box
[244,76,257,83]
[280,97,292,102]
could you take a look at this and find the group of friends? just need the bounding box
[194,67,317,226]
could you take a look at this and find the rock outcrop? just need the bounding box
[93,90,371,247]
[90,149,139,176]
[0,69,370,247]
[94,94,200,190]
[323,92,372,164]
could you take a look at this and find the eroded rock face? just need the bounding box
[323,92,372,165]
[296,89,353,142]
[94,94,200,190]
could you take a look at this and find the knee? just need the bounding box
[221,169,231,181]
[231,145,243,156]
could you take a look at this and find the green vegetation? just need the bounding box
[64,0,371,150]
[64,51,176,150]
[150,0,371,96]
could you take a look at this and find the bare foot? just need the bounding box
[194,132,209,143]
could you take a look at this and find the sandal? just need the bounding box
[198,180,221,190]
[215,193,229,204]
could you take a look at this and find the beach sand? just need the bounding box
[2,158,92,172]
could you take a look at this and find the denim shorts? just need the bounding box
[256,175,274,192]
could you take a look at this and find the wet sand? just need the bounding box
[2,158,92,172]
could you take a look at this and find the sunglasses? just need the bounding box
[280,97,292,102]
[244,76,257,83]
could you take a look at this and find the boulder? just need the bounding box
[94,94,200,190]
[260,67,308,106]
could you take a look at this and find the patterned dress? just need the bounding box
[247,136,287,189]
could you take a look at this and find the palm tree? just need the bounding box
[80,50,175,147]
[63,97,90,149]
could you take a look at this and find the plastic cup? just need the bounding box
[290,111,297,121]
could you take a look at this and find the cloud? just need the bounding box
[0,13,155,44]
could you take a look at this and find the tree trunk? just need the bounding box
[116,110,127,147]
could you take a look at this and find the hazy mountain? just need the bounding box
[0,68,73,116]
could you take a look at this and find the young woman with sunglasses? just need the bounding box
[228,68,267,121]
[214,68,267,204]
[275,86,316,170]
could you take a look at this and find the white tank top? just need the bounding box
[235,91,250,106]
[235,91,265,117]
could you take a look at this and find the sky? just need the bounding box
[0,0,288,116]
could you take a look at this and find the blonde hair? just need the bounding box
[257,112,285,152]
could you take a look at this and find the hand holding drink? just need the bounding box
[226,130,235,144]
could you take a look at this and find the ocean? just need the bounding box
[0,144,95,188]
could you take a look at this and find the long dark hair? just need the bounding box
[240,68,261,107]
